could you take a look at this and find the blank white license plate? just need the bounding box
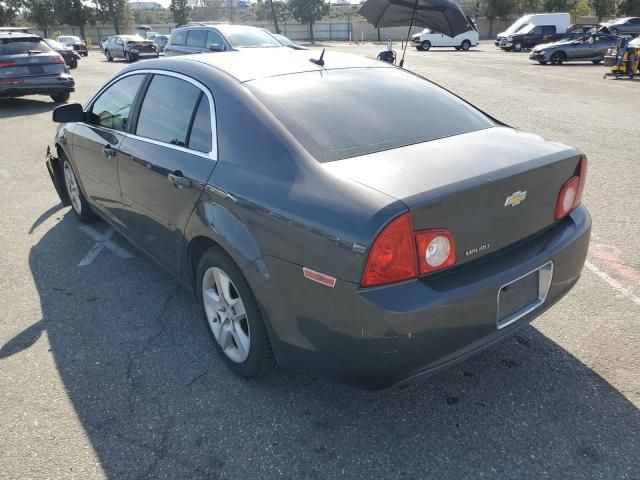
[497,262,553,329]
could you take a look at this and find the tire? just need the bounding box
[62,157,97,223]
[415,46,423,51]
[421,40,431,51]
[460,39,471,51]
[513,41,523,52]
[69,58,78,69]
[550,51,565,65]
[51,92,70,103]
[538,60,548,65]
[197,247,275,378]
[105,49,113,62]
[125,51,131,62]
[592,59,602,64]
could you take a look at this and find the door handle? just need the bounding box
[103,145,117,157]
[168,171,192,189]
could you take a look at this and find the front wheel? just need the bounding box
[125,51,131,62]
[62,158,97,222]
[421,40,431,51]
[69,58,78,69]
[105,49,113,62]
[460,39,471,51]
[513,41,523,52]
[550,51,565,65]
[51,92,70,103]
[197,248,275,378]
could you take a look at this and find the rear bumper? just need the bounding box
[248,205,591,389]
[0,74,75,99]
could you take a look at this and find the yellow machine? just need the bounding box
[604,39,640,79]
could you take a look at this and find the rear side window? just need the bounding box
[90,74,145,132]
[135,75,211,151]
[188,95,212,152]
[248,68,494,163]
[206,30,226,49]
[0,37,51,54]
[186,29,207,48]
[170,29,187,45]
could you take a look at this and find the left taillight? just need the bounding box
[52,55,65,64]
[0,60,17,68]
[361,214,457,288]
[555,155,587,220]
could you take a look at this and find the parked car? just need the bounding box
[103,35,158,62]
[605,17,640,36]
[272,33,308,50]
[45,49,590,390]
[497,13,570,48]
[530,33,619,65]
[145,31,159,40]
[44,38,80,68]
[412,28,479,51]
[153,34,169,53]
[99,36,110,52]
[164,24,282,56]
[557,23,601,40]
[0,31,74,102]
[57,35,88,56]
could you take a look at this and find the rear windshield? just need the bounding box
[0,37,51,55]
[247,68,494,162]
[216,26,281,48]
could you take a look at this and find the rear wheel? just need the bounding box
[51,92,70,103]
[421,40,431,51]
[197,248,275,378]
[460,39,471,51]
[105,49,113,62]
[69,58,78,69]
[62,158,97,222]
[550,51,565,65]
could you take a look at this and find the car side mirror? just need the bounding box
[52,103,85,123]
[209,43,222,52]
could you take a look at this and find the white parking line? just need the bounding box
[585,260,640,307]
[78,226,133,266]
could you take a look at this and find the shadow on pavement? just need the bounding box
[0,97,60,119]
[4,208,639,478]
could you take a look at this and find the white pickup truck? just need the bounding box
[411,28,479,51]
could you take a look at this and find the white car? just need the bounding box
[411,28,479,51]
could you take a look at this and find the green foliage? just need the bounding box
[0,0,24,26]
[618,0,640,15]
[95,0,133,34]
[24,0,55,35]
[570,0,592,19]
[589,0,613,20]
[170,0,191,26]
[542,0,577,11]
[482,0,513,20]
[54,0,95,40]
[288,0,329,41]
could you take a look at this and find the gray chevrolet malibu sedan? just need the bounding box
[45,49,591,389]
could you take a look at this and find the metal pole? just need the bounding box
[399,0,419,68]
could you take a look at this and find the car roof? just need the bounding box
[0,32,41,40]
[182,48,391,83]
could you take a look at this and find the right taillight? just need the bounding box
[555,155,587,220]
[361,214,457,287]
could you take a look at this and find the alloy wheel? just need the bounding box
[202,267,250,363]
[63,161,82,215]
[550,52,565,65]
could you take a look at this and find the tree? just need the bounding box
[570,0,591,21]
[289,0,328,43]
[0,0,23,26]
[482,0,513,38]
[589,0,613,21]
[96,0,132,34]
[170,0,191,25]
[543,0,577,11]
[24,0,55,37]
[54,0,94,42]
[256,0,289,33]
[618,0,640,15]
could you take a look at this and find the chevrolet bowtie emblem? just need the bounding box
[504,191,527,207]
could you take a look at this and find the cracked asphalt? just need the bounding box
[1,43,639,479]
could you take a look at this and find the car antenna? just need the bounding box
[309,48,325,67]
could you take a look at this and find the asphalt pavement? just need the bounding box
[0,43,639,479]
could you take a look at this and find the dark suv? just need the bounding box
[503,24,558,51]
[0,31,74,102]
[164,23,282,56]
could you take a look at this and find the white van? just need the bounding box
[412,28,479,51]
[495,13,570,47]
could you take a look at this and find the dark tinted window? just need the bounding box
[187,29,207,48]
[188,95,212,153]
[91,74,145,131]
[0,37,51,54]
[136,75,201,148]
[248,68,494,163]
[542,26,555,34]
[170,29,187,45]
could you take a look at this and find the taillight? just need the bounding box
[555,155,587,220]
[0,60,17,68]
[52,55,65,64]
[415,229,456,274]
[361,213,418,287]
[361,214,457,287]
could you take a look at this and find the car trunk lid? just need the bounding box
[323,127,582,266]
[0,52,66,78]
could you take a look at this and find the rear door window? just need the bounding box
[90,74,146,132]
[206,30,226,50]
[135,75,206,149]
[186,29,207,48]
[170,29,187,45]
